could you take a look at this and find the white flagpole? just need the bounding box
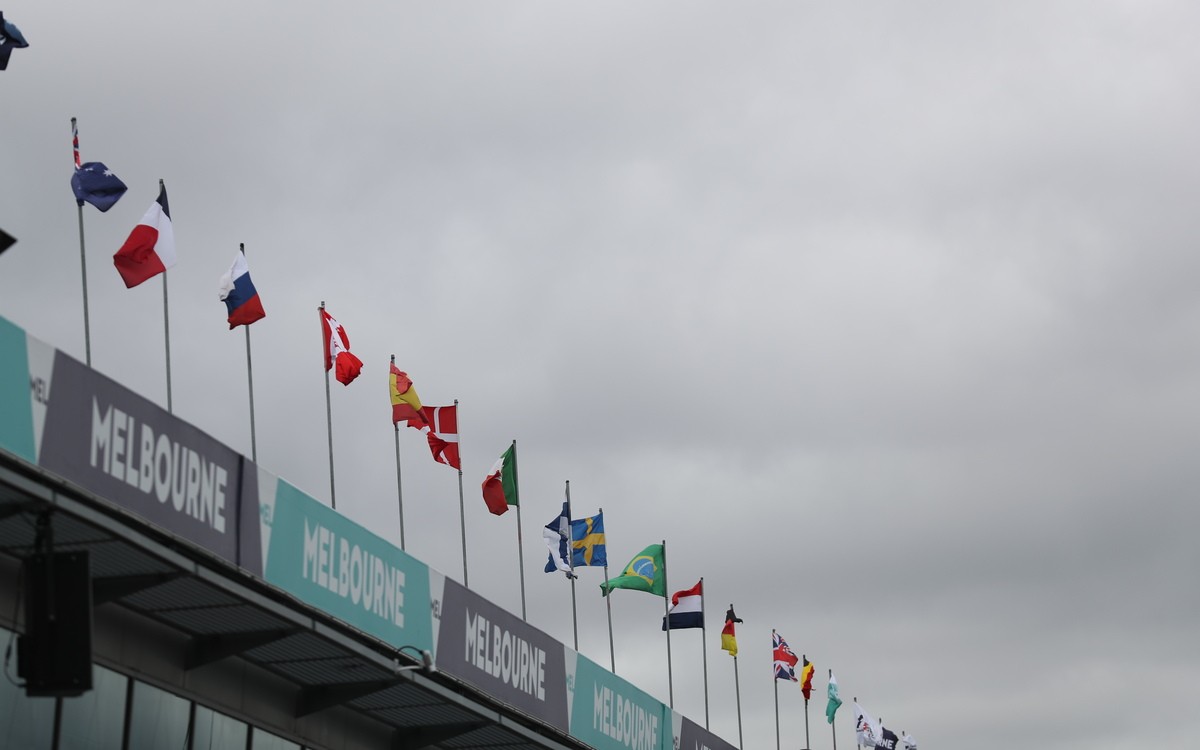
[774,630,781,750]
[70,118,93,367]
[391,355,405,549]
[701,576,709,728]
[601,506,615,673]
[733,649,743,748]
[830,669,837,750]
[854,696,859,750]
[241,243,258,463]
[320,301,337,509]
[512,440,527,620]
[803,654,811,750]
[662,538,673,708]
[161,180,172,414]
[565,480,579,651]
[455,398,468,587]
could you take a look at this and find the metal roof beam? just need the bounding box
[185,628,302,670]
[92,572,184,605]
[390,720,490,750]
[0,500,43,522]
[296,679,405,718]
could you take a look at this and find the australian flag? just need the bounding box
[71,162,128,212]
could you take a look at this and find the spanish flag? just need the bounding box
[390,363,425,426]
[721,605,742,656]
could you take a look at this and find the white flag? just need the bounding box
[854,702,882,747]
[901,733,918,750]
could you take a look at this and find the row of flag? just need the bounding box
[65,134,526,517]
[66,124,265,330]
[534,500,920,749]
[60,133,919,748]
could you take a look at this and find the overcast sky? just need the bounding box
[3,2,1199,748]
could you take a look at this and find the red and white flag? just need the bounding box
[113,182,176,288]
[320,308,363,386]
[421,405,460,469]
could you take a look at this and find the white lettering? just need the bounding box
[123,412,138,486]
[89,399,229,534]
[108,406,127,481]
[90,399,112,473]
[153,434,169,502]
[303,519,319,581]
[464,609,546,700]
[593,684,658,750]
[138,424,155,492]
[300,521,408,628]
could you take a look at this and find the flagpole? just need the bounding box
[565,480,579,651]
[70,118,93,367]
[320,301,337,509]
[512,440,527,620]
[601,506,615,674]
[662,538,673,708]
[829,669,837,750]
[241,243,258,463]
[700,576,709,728]
[161,180,173,414]
[733,649,743,748]
[803,654,810,750]
[391,355,406,549]
[774,630,781,750]
[455,398,468,587]
[853,696,858,750]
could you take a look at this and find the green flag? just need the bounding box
[826,671,843,724]
[600,544,666,597]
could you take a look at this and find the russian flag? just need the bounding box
[218,248,266,328]
[113,182,176,288]
[662,580,704,630]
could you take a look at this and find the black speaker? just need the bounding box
[16,551,94,697]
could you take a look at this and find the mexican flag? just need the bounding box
[481,442,518,515]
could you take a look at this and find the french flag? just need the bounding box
[113,182,176,288]
[662,579,704,631]
[218,248,266,328]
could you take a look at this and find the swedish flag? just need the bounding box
[570,512,606,567]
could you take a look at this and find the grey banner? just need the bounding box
[38,351,258,568]
[436,578,569,731]
[678,716,739,750]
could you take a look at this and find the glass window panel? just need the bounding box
[0,628,56,749]
[251,726,301,750]
[192,704,247,750]
[126,679,191,750]
[58,664,127,750]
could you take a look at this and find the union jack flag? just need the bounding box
[773,630,799,681]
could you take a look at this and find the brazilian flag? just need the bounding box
[600,543,666,597]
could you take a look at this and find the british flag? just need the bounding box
[773,630,799,681]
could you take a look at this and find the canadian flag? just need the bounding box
[320,308,363,385]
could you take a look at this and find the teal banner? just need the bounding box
[570,653,668,750]
[0,315,35,462]
[263,479,433,652]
